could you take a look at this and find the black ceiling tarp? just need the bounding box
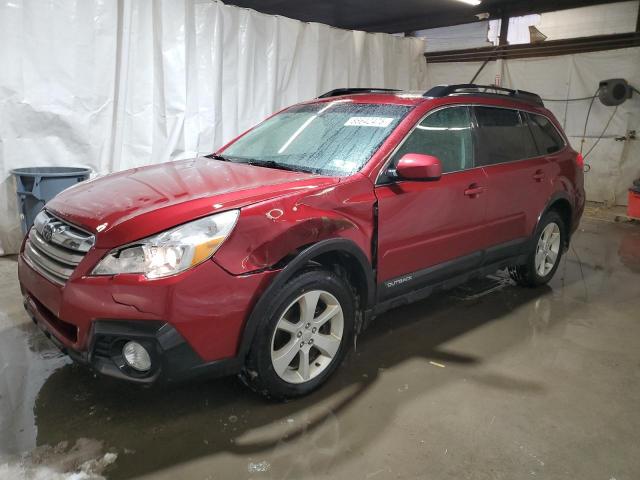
[223,0,617,33]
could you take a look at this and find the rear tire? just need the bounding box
[509,210,566,287]
[240,269,355,399]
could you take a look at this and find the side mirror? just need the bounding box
[395,153,442,181]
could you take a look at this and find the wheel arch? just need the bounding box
[538,192,574,248]
[548,198,573,237]
[236,238,375,360]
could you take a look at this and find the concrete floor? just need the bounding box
[1,213,639,479]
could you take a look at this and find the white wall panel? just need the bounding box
[0,0,427,254]
[538,1,639,40]
[415,22,493,52]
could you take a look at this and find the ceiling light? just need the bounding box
[454,0,482,6]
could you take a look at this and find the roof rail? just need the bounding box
[318,88,401,98]
[424,84,544,106]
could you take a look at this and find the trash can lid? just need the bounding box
[11,167,92,177]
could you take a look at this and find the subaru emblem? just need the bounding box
[42,223,54,242]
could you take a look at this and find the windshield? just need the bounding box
[220,101,410,176]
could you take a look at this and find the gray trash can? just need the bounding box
[11,167,92,235]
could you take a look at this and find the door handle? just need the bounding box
[533,170,545,182]
[464,184,485,197]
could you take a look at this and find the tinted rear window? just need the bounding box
[474,107,538,166]
[526,113,565,155]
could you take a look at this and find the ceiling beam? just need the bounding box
[424,32,640,62]
[498,13,509,46]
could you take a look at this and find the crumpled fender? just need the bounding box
[214,175,376,275]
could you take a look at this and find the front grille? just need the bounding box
[23,210,95,285]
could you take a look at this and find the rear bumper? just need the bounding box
[18,253,277,383]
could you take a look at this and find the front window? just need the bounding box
[221,101,410,176]
[390,106,474,173]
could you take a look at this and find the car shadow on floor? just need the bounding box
[24,274,562,479]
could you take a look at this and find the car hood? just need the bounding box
[46,157,339,248]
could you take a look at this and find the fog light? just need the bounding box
[122,341,152,372]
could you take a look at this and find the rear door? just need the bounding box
[375,105,489,298]
[525,111,577,212]
[473,106,554,261]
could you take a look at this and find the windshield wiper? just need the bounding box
[210,154,316,173]
[244,159,309,173]
[207,153,231,161]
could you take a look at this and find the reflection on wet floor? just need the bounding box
[1,217,640,479]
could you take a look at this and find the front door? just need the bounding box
[375,106,488,299]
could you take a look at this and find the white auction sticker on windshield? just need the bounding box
[344,117,393,127]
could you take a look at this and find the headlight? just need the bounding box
[92,210,239,279]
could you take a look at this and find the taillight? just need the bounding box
[576,153,584,168]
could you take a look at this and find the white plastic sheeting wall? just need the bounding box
[0,0,427,255]
[426,47,640,206]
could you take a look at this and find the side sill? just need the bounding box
[374,253,527,317]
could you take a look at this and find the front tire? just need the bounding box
[240,269,355,399]
[510,210,566,287]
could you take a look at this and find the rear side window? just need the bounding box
[474,107,538,166]
[391,106,474,174]
[526,113,565,155]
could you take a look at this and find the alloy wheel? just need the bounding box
[535,222,561,277]
[270,290,344,384]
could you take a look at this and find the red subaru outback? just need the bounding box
[18,85,584,398]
